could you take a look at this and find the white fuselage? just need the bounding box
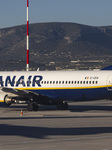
[0,70,112,103]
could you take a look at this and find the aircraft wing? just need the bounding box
[0,87,51,100]
[0,87,57,107]
[0,87,30,96]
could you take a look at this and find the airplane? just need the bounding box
[0,65,112,111]
[2,0,112,111]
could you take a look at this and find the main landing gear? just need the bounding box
[27,101,69,111]
[27,102,39,111]
[57,102,68,110]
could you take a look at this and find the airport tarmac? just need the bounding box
[0,100,112,150]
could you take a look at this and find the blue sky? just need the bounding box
[0,0,112,29]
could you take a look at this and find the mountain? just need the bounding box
[0,22,112,71]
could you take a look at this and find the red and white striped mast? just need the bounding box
[26,0,29,71]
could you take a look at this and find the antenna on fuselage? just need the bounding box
[26,0,29,71]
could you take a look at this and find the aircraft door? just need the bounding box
[107,75,112,90]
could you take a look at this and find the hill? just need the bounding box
[0,22,112,70]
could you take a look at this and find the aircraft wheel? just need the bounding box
[27,103,39,111]
[33,103,39,111]
[57,102,68,110]
[27,103,33,111]
[64,102,68,110]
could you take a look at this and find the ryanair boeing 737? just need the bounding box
[2,0,112,111]
[0,66,112,110]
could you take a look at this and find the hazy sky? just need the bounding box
[0,0,112,29]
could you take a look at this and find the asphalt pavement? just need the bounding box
[0,100,112,150]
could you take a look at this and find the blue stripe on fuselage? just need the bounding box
[28,87,112,101]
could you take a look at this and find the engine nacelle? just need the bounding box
[4,95,13,106]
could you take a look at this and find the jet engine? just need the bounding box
[4,95,13,106]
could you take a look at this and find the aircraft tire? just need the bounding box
[27,103,34,111]
[57,102,68,110]
[33,103,39,111]
[27,103,39,111]
[64,102,68,110]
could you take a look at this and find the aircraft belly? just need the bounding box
[28,87,111,101]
